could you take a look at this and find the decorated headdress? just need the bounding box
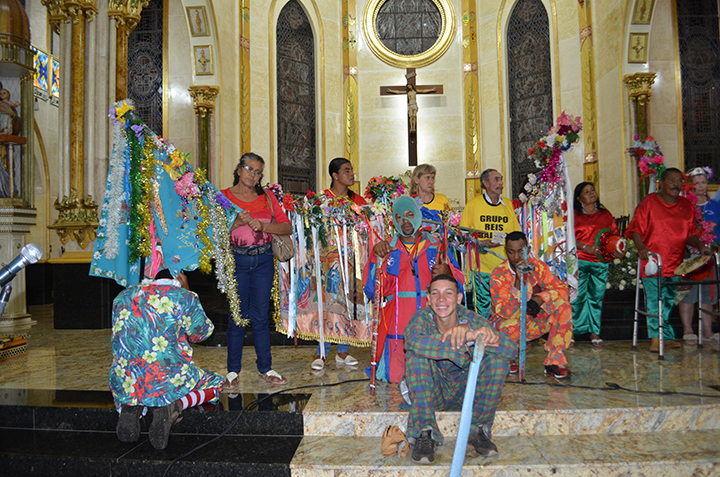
[687,166,714,180]
[391,195,421,237]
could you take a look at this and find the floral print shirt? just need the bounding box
[109,279,224,409]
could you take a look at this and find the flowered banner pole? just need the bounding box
[91,100,245,327]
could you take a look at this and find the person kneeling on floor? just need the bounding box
[109,269,226,450]
[404,274,516,465]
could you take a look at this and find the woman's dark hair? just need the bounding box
[233,152,265,195]
[573,181,605,213]
[154,269,173,280]
[328,157,355,198]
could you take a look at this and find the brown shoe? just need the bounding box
[649,338,659,352]
[665,340,681,348]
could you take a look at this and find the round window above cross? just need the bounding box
[363,0,456,68]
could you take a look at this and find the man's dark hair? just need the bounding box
[154,269,173,280]
[428,273,459,292]
[479,168,497,190]
[505,231,528,245]
[660,167,682,181]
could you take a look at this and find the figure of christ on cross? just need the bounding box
[380,68,443,166]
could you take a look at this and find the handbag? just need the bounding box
[264,191,295,262]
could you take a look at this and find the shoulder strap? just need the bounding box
[264,190,276,221]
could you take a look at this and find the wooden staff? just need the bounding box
[369,256,384,394]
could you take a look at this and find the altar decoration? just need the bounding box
[519,111,583,301]
[627,135,664,194]
[90,100,245,326]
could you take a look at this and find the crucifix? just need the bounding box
[380,68,444,166]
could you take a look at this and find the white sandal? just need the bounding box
[224,372,240,392]
[683,333,698,345]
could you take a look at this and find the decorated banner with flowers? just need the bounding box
[90,100,245,326]
[519,111,582,301]
[627,135,665,194]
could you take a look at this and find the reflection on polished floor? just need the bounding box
[2,305,720,475]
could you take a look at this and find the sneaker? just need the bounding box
[468,426,498,456]
[149,401,182,450]
[508,361,519,374]
[544,364,572,379]
[116,404,142,443]
[311,357,325,370]
[335,354,359,366]
[411,429,435,465]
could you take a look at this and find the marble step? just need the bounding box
[303,403,720,438]
[0,428,299,476]
[291,431,720,476]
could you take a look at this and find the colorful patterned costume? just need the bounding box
[404,306,515,444]
[364,233,464,383]
[460,192,521,316]
[109,279,224,410]
[572,208,620,336]
[625,193,700,340]
[490,257,572,366]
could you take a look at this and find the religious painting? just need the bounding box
[51,57,60,98]
[363,0,455,68]
[186,6,210,37]
[193,46,213,75]
[631,0,655,25]
[628,33,649,64]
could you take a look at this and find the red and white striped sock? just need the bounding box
[180,389,216,410]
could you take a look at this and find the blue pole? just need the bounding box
[449,341,485,476]
[519,248,528,381]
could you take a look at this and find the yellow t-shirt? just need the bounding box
[459,193,520,274]
[421,193,450,211]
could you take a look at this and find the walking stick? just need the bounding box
[369,256,384,394]
[517,247,533,382]
[449,340,485,476]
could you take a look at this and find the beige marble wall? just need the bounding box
[356,0,465,204]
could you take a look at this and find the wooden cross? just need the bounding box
[380,68,444,166]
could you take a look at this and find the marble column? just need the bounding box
[240,0,251,154]
[69,6,86,198]
[624,73,656,140]
[462,0,481,202]
[342,0,358,193]
[108,0,149,101]
[189,86,219,176]
[578,2,600,189]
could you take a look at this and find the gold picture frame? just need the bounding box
[628,33,649,64]
[362,0,456,69]
[186,6,210,37]
[194,45,213,75]
[631,0,655,25]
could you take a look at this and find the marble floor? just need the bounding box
[3,306,720,475]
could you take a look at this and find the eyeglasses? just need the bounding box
[241,165,263,177]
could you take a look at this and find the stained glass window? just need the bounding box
[33,47,49,92]
[677,1,720,178]
[276,0,316,194]
[51,57,59,98]
[375,0,441,56]
[128,0,163,136]
[506,0,553,198]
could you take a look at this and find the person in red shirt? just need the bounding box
[626,168,712,351]
[222,153,292,386]
[309,157,368,371]
[572,182,625,348]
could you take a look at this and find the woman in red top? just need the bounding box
[311,158,366,370]
[571,182,625,347]
[222,153,292,387]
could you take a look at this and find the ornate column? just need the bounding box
[240,0,251,154]
[461,0,481,202]
[624,72,656,139]
[342,0,359,193]
[108,0,149,100]
[578,1,600,188]
[188,86,219,176]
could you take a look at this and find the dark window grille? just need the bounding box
[677,1,720,177]
[277,0,316,194]
[507,0,553,198]
[375,0,441,56]
[128,0,163,136]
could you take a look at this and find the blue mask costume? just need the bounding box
[392,196,422,237]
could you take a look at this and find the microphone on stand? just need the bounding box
[0,243,43,318]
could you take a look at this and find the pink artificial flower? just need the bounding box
[650,155,664,165]
[450,213,461,227]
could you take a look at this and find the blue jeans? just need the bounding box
[318,342,349,356]
[227,249,275,374]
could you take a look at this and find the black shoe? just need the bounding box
[411,429,435,465]
[149,401,182,450]
[468,427,498,456]
[544,364,572,379]
[116,404,142,443]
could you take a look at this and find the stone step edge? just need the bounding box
[302,403,720,437]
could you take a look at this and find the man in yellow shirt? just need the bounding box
[460,169,520,316]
